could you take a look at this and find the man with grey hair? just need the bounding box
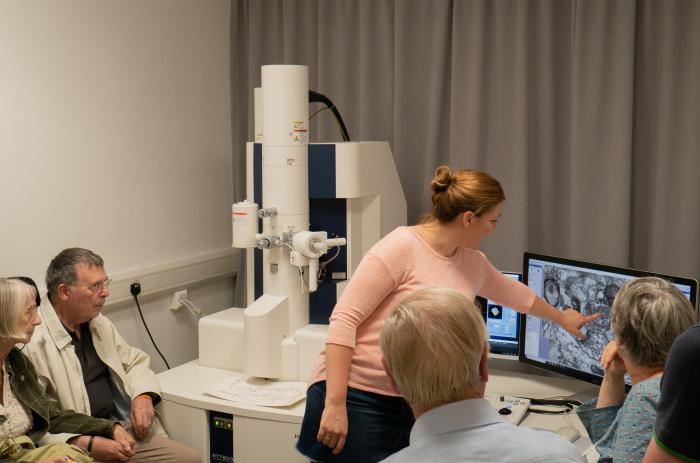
[378,287,584,463]
[26,248,199,463]
[576,277,696,463]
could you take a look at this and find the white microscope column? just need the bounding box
[261,65,310,333]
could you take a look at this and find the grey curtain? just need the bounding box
[231,0,700,281]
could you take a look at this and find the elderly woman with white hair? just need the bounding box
[0,278,133,462]
[576,277,696,463]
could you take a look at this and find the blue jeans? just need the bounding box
[296,381,414,463]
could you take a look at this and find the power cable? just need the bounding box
[130,282,170,369]
[308,90,351,141]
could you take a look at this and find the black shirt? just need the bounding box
[67,323,116,420]
[655,323,700,462]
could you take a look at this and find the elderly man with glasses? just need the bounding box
[25,248,199,463]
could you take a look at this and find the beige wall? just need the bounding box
[0,0,235,370]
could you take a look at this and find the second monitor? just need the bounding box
[478,272,522,357]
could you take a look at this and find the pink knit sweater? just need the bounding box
[308,226,536,396]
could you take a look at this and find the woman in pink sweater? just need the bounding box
[295,166,598,463]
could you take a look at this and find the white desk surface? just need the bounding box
[157,360,306,424]
[486,356,598,454]
[158,356,599,451]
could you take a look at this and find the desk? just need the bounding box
[158,357,599,462]
[157,361,306,462]
[487,356,598,456]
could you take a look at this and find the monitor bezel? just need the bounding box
[519,252,698,386]
[478,271,522,358]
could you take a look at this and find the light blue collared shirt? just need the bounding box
[380,398,584,463]
[576,377,660,463]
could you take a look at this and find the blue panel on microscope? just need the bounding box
[253,144,263,299]
[308,144,336,198]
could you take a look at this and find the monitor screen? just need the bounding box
[520,252,698,385]
[478,272,522,357]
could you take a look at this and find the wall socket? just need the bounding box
[169,289,188,311]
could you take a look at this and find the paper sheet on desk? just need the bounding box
[204,375,307,407]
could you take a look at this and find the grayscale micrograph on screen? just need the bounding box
[540,266,626,376]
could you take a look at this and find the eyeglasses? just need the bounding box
[70,278,112,293]
[24,305,39,318]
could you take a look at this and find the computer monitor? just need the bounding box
[477,272,522,357]
[520,252,698,386]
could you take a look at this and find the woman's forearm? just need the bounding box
[324,343,354,405]
[597,372,626,408]
[528,296,563,323]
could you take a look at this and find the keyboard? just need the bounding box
[485,394,530,426]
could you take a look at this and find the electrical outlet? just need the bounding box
[169,289,187,311]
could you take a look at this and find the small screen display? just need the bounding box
[478,272,522,357]
[520,252,698,385]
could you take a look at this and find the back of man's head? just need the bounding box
[46,247,104,301]
[380,288,488,410]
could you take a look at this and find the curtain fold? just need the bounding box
[392,0,454,221]
[231,0,700,280]
[631,0,700,278]
[565,0,636,264]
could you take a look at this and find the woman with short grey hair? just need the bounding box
[576,277,696,463]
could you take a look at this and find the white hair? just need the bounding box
[380,288,487,409]
[612,277,696,367]
[0,278,34,340]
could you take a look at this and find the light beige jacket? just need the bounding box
[25,301,166,438]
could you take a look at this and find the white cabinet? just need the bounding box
[157,361,307,463]
[234,416,306,462]
[159,400,210,461]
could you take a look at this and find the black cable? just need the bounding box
[130,283,170,369]
[528,397,582,408]
[309,90,351,141]
[309,106,329,121]
[525,397,581,415]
